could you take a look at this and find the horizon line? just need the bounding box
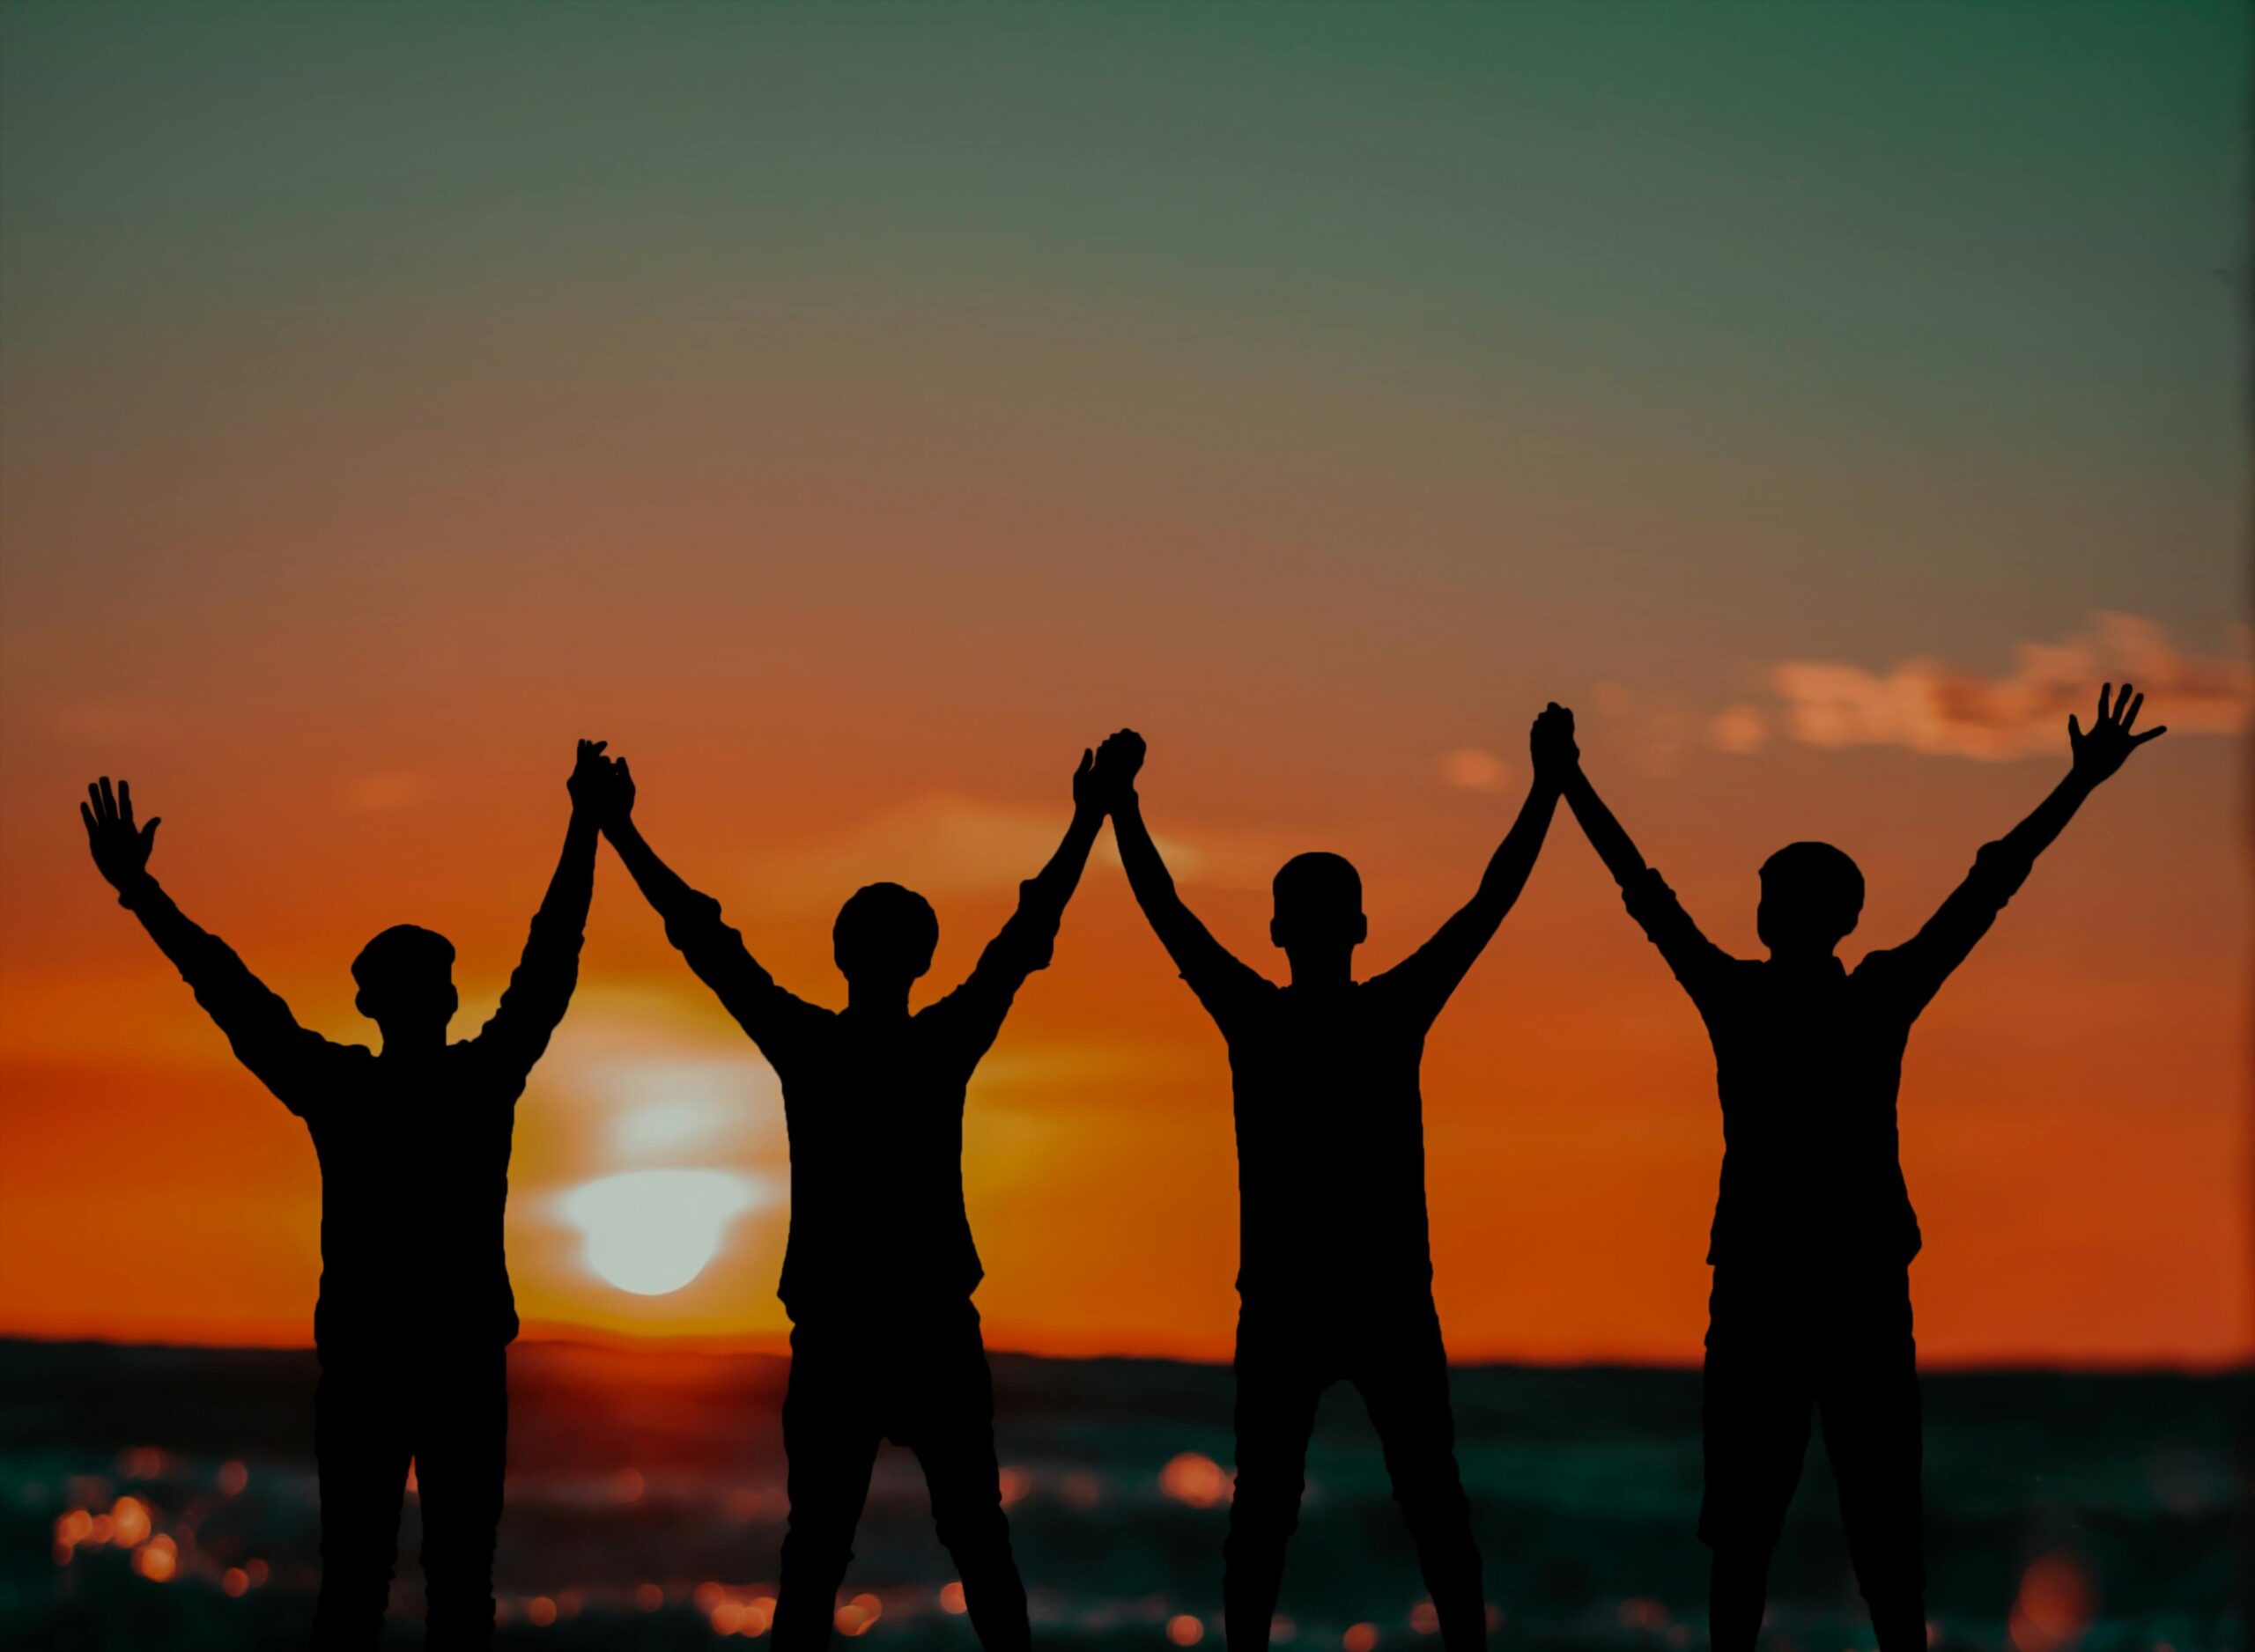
[5,1328,2247,1381]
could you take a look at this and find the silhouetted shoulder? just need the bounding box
[1843,946,1931,1021]
[916,878,1071,1070]
[1357,955,1453,1025]
[446,1032,525,1080]
[654,887,828,1051]
[1619,865,1736,1003]
[1359,941,1465,1031]
[758,984,839,1041]
[264,1035,368,1118]
[1185,950,1278,1036]
[965,877,1066,985]
[113,874,359,1116]
[1619,865,1688,927]
[1856,837,2039,1019]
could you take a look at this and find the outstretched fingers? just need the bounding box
[80,777,156,878]
[2074,681,2166,770]
[86,778,138,831]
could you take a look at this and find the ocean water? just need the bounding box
[2,1339,2241,1650]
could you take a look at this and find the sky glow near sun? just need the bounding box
[613,1095,736,1160]
[560,1169,769,1297]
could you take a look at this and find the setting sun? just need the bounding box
[558,1170,766,1297]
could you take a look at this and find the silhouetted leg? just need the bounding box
[774,1326,884,1652]
[905,1311,1030,1652]
[1354,1302,1483,1652]
[1699,1269,1810,1652]
[1819,1272,1924,1652]
[311,1358,413,1651]
[1707,1550,1770,1652]
[1224,1311,1325,1652]
[417,1347,508,1650]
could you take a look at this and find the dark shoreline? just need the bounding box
[4,1338,2243,1649]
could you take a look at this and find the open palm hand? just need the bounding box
[2068,682,2165,785]
[80,777,159,891]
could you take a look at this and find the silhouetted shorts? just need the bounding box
[778,1298,1017,1575]
[784,1300,997,1456]
[1229,1290,1471,1530]
[1699,1263,1919,1557]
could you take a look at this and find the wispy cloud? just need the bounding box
[1707,704,1771,756]
[1768,615,2249,760]
[1439,748,1512,794]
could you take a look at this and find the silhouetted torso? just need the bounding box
[118,878,585,1356]
[1182,962,1452,1305]
[768,1003,997,1316]
[300,1046,529,1351]
[649,885,1061,1322]
[1622,841,2033,1270]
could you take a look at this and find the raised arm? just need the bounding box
[1012,747,1105,933]
[1379,706,1567,1016]
[473,740,609,1073]
[1551,706,1734,994]
[933,749,1107,1044]
[1885,682,2165,1009]
[2005,682,2164,862]
[1554,709,1653,890]
[597,756,811,1047]
[1096,729,1268,1019]
[82,777,333,1109]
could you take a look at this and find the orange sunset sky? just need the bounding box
[1,4,2247,1367]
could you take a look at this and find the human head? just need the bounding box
[832,881,940,989]
[1756,842,1864,959]
[1268,852,1368,955]
[351,924,459,1033]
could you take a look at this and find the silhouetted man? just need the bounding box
[598,747,1105,1652]
[79,743,616,1649]
[1093,712,1572,1652]
[1550,685,2166,1652]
